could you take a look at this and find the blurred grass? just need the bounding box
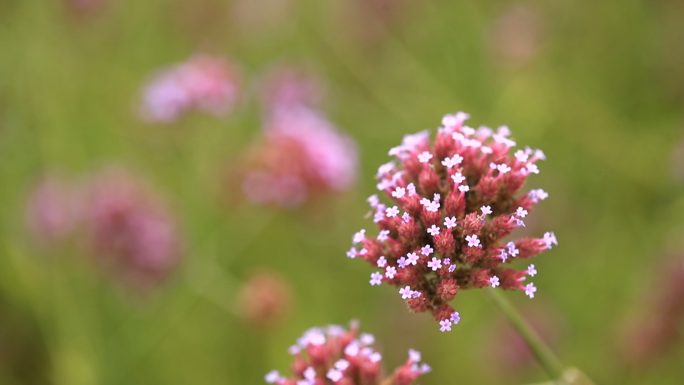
[1,0,684,384]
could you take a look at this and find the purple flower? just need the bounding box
[385,206,399,217]
[407,252,419,265]
[451,172,466,184]
[516,207,528,218]
[397,256,408,268]
[427,257,442,271]
[392,186,406,198]
[466,234,480,247]
[399,286,413,299]
[507,241,519,257]
[402,212,411,222]
[444,216,457,229]
[543,232,558,248]
[377,256,387,268]
[458,185,470,192]
[450,312,461,324]
[427,225,440,236]
[370,272,383,286]
[527,264,537,277]
[406,183,417,196]
[385,266,397,279]
[326,369,343,382]
[439,319,452,332]
[420,245,434,256]
[481,205,493,216]
[353,229,366,244]
[490,276,500,288]
[377,229,390,242]
[418,151,433,163]
[525,283,537,298]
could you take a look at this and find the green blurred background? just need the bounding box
[1,0,684,384]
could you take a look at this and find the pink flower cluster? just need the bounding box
[265,321,430,385]
[140,55,241,123]
[25,169,182,290]
[347,112,557,331]
[238,66,357,208]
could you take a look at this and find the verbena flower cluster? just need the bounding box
[237,67,357,208]
[347,112,557,331]
[140,54,241,123]
[25,168,182,290]
[265,321,430,385]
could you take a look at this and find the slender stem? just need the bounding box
[485,289,565,380]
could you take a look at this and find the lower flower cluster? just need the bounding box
[265,321,430,385]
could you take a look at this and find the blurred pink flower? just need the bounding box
[488,5,544,67]
[140,55,241,124]
[236,269,293,328]
[25,176,83,246]
[240,108,358,208]
[257,65,326,113]
[84,169,182,290]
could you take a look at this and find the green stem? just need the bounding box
[486,289,565,380]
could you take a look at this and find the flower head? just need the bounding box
[346,112,556,328]
[238,108,358,208]
[266,322,430,385]
[139,55,241,124]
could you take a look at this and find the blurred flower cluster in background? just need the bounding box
[1,0,684,384]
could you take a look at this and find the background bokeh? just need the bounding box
[2,0,684,384]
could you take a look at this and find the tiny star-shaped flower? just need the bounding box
[497,164,512,174]
[490,276,500,288]
[392,186,406,198]
[448,265,456,272]
[439,319,452,332]
[406,252,419,265]
[420,245,434,256]
[525,283,537,298]
[367,194,379,208]
[370,272,383,286]
[500,249,508,262]
[346,247,356,259]
[377,256,387,268]
[406,183,417,196]
[481,205,492,216]
[369,352,382,363]
[515,150,529,162]
[385,266,397,279]
[427,257,442,271]
[399,286,413,299]
[412,291,422,298]
[451,312,461,324]
[507,241,519,257]
[527,264,537,277]
[458,185,470,192]
[386,206,399,217]
[397,256,407,268]
[451,172,466,184]
[327,369,343,382]
[543,232,558,248]
[444,216,457,228]
[402,212,411,222]
[265,370,281,383]
[304,367,316,381]
[353,229,365,244]
[516,207,528,218]
[481,146,493,154]
[526,164,540,174]
[377,229,390,242]
[418,151,433,163]
[465,234,480,247]
[427,225,440,236]
[334,359,350,371]
[408,349,421,362]
[443,258,451,265]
